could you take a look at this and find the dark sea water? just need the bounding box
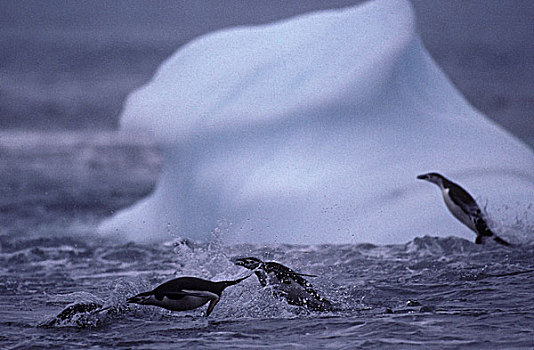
[1,133,533,349]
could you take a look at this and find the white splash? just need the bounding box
[100,0,534,244]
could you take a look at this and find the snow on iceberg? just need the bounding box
[100,0,534,245]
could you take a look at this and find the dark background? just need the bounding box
[1,0,533,146]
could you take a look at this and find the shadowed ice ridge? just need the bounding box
[99,0,534,244]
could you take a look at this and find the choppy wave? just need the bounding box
[2,229,534,348]
[1,133,533,348]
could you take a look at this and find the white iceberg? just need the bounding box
[100,0,534,245]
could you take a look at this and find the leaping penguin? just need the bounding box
[417,172,510,246]
[233,257,333,311]
[127,275,250,316]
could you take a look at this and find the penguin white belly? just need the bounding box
[155,294,211,311]
[442,189,476,232]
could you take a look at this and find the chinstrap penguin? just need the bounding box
[417,172,510,246]
[233,257,333,311]
[127,275,250,316]
[41,302,110,327]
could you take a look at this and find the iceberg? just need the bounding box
[100,0,534,245]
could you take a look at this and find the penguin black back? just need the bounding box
[153,277,225,298]
[127,275,251,316]
[233,257,333,311]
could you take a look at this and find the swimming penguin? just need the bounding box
[417,172,510,246]
[41,302,108,327]
[233,257,333,311]
[127,275,250,316]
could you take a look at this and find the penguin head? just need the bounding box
[232,257,264,270]
[417,172,445,186]
[127,291,156,305]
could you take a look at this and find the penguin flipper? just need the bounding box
[447,183,479,215]
[164,290,217,300]
[295,272,318,278]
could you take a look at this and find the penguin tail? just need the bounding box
[474,217,511,247]
[493,235,511,247]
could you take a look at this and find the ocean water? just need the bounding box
[1,133,533,349]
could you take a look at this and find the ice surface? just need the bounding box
[100,0,534,244]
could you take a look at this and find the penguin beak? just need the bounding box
[127,296,140,304]
[417,174,428,180]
